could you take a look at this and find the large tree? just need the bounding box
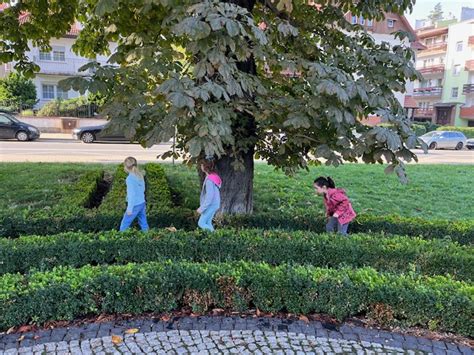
[428,2,443,24]
[0,0,420,213]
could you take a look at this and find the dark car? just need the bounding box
[0,111,40,141]
[72,124,127,143]
[467,138,474,150]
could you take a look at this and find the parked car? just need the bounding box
[466,138,474,150]
[0,111,40,141]
[419,131,467,150]
[72,124,127,143]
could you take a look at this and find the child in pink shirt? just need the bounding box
[313,176,356,235]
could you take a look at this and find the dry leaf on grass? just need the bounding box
[17,335,25,342]
[299,315,310,324]
[6,327,15,335]
[166,227,177,232]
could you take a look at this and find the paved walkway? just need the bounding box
[1,317,471,354]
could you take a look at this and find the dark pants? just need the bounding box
[326,217,349,235]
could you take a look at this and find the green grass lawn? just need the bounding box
[1,162,472,221]
[163,163,474,220]
[0,163,113,214]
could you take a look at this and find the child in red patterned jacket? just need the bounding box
[313,176,356,235]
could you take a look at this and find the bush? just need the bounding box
[37,96,98,117]
[0,72,37,109]
[437,126,474,139]
[0,261,472,336]
[20,109,34,116]
[1,228,472,281]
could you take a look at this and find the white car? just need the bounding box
[419,131,467,150]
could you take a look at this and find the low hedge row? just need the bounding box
[1,229,472,281]
[1,209,472,245]
[0,261,472,336]
[226,213,474,245]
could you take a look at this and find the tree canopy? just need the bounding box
[0,0,420,211]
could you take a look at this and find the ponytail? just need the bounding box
[124,156,144,179]
[314,176,336,189]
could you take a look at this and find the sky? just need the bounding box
[405,0,474,26]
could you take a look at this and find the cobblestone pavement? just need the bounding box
[1,317,471,355]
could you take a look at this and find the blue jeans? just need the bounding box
[198,205,219,232]
[120,202,149,232]
[326,217,349,235]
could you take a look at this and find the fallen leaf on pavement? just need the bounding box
[111,335,123,344]
[125,328,139,334]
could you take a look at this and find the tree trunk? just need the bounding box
[216,147,255,214]
[211,0,257,214]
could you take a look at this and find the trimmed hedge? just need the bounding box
[437,126,474,139]
[0,261,472,336]
[1,209,472,245]
[145,163,173,212]
[225,213,474,245]
[1,229,472,281]
[0,164,178,237]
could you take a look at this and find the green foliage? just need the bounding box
[0,0,421,176]
[1,228,472,281]
[1,260,472,336]
[0,72,37,108]
[36,96,97,117]
[20,109,34,116]
[437,126,474,139]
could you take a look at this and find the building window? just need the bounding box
[425,38,433,46]
[351,16,357,24]
[456,41,463,52]
[359,16,365,25]
[56,87,68,100]
[439,57,444,64]
[451,87,459,98]
[367,19,373,27]
[39,51,51,61]
[387,19,395,28]
[42,84,55,99]
[453,65,461,76]
[52,47,66,61]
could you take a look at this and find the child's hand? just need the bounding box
[196,208,202,215]
[333,213,339,218]
[127,210,133,216]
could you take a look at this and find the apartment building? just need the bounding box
[413,19,474,127]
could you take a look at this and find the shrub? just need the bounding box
[37,96,97,117]
[1,228,472,281]
[20,109,34,116]
[0,261,472,336]
[0,72,37,108]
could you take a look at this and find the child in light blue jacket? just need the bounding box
[197,159,222,232]
[119,157,149,232]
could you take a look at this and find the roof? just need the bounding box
[404,95,418,108]
[0,5,80,37]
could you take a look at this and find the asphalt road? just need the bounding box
[1,134,473,164]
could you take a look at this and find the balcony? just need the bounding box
[463,84,474,94]
[413,86,443,97]
[417,43,447,57]
[417,64,445,75]
[413,109,434,118]
[465,60,474,72]
[33,57,98,76]
[460,106,474,119]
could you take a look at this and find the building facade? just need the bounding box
[0,7,114,108]
[413,19,474,127]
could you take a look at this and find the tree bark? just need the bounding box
[216,147,255,214]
